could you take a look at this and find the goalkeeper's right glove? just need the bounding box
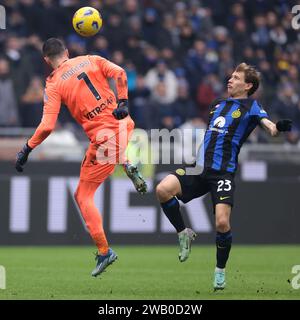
[15,142,32,172]
[112,99,129,120]
[276,119,292,132]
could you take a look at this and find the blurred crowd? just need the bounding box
[1,0,300,144]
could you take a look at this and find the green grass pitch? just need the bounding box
[0,245,299,300]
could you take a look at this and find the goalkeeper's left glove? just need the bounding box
[15,142,32,172]
[276,119,292,132]
[112,99,129,120]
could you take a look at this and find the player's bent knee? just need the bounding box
[156,182,170,202]
[156,175,181,202]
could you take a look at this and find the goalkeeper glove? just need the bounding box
[276,119,292,132]
[112,99,129,120]
[15,143,32,172]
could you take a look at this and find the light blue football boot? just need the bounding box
[213,269,226,291]
[124,163,147,194]
[178,228,197,262]
[91,248,118,277]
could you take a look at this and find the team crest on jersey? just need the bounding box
[176,168,185,176]
[231,109,241,119]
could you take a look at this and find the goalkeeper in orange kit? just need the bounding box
[15,38,147,277]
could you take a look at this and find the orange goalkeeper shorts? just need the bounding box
[80,119,134,183]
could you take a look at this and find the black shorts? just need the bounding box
[172,167,235,207]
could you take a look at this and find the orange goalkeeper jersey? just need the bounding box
[28,55,133,148]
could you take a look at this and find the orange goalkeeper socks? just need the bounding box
[74,180,109,255]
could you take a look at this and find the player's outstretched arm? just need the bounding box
[15,113,59,172]
[15,80,62,172]
[260,118,292,137]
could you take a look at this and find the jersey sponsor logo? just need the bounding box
[213,116,226,128]
[231,109,241,119]
[84,97,114,120]
[84,104,107,120]
[208,127,228,134]
[176,168,185,176]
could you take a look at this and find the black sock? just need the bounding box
[161,197,185,233]
[216,230,232,269]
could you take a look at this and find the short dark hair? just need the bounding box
[42,38,66,58]
[235,63,260,96]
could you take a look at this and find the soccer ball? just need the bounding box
[72,7,102,37]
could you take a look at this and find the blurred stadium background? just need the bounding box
[0,0,300,299]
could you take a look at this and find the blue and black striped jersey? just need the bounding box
[201,98,269,173]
